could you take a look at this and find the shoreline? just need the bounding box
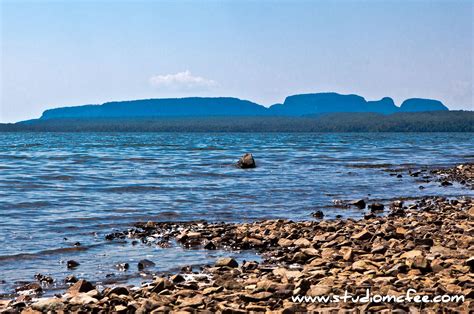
[1,164,473,312]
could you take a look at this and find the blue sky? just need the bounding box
[1,0,472,122]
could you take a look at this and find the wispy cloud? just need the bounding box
[149,70,217,90]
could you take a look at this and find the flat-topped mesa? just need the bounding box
[35,93,450,121]
[399,98,448,112]
[268,93,446,116]
[269,93,368,116]
[40,97,268,119]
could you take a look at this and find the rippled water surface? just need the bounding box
[0,132,473,296]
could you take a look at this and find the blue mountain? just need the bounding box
[399,98,448,112]
[37,93,448,120]
[267,93,449,115]
[40,97,268,119]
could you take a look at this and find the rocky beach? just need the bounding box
[0,163,472,313]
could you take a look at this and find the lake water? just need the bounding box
[0,132,473,297]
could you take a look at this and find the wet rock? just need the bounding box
[236,153,256,169]
[170,274,185,283]
[350,199,366,209]
[15,283,42,295]
[364,213,376,219]
[64,275,78,283]
[410,170,421,177]
[312,210,324,219]
[441,180,453,186]
[66,260,80,269]
[204,240,217,250]
[215,257,238,268]
[115,263,129,271]
[369,203,384,212]
[333,199,349,208]
[34,273,53,284]
[391,200,404,208]
[67,279,95,295]
[138,259,155,270]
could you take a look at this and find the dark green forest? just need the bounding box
[1,111,473,132]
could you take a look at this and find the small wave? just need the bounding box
[0,155,29,160]
[126,157,156,162]
[190,146,224,151]
[347,163,394,169]
[10,201,52,209]
[0,246,89,262]
[38,175,74,181]
[104,185,182,193]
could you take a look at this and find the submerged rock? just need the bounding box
[138,259,155,270]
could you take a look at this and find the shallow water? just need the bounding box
[0,132,473,296]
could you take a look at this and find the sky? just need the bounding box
[0,0,473,123]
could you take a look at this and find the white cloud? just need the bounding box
[149,70,217,90]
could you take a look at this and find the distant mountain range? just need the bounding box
[38,92,448,120]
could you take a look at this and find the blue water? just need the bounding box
[0,132,473,296]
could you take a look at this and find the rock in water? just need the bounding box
[66,260,80,269]
[350,199,366,209]
[369,203,384,212]
[137,259,155,270]
[312,210,324,219]
[237,153,256,169]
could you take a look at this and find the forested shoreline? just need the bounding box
[1,111,473,132]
